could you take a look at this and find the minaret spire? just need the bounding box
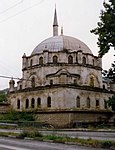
[53,6,58,36]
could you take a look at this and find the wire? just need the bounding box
[0,0,24,15]
[0,0,45,24]
[0,59,20,76]
[0,75,20,80]
[0,75,31,81]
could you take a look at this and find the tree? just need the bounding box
[0,91,8,102]
[108,61,115,82]
[91,0,115,57]
[107,94,115,111]
[102,59,115,82]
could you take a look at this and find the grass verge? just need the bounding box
[0,130,115,149]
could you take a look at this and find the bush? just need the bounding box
[107,95,115,111]
[18,129,42,138]
[44,135,66,143]
[0,110,35,121]
[0,91,8,102]
[101,140,112,148]
[45,135,57,140]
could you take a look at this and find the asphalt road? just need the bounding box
[0,137,109,150]
[39,130,115,141]
[0,129,115,141]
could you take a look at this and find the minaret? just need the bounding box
[9,78,15,92]
[53,7,58,36]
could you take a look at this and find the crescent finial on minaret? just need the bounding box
[61,26,63,35]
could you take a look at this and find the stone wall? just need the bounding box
[37,112,70,128]
[36,110,115,128]
[0,103,10,113]
[9,86,113,111]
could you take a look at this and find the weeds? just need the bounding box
[0,129,115,149]
[101,140,112,148]
[18,129,42,138]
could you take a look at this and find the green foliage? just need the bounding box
[18,129,42,138]
[108,68,115,82]
[0,110,35,121]
[0,91,8,102]
[45,135,58,140]
[91,0,115,57]
[101,140,112,148]
[0,132,18,137]
[102,59,115,82]
[107,95,115,110]
[0,129,115,149]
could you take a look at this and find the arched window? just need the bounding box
[104,100,107,109]
[25,99,29,109]
[96,99,99,108]
[20,85,22,90]
[47,96,51,107]
[30,59,33,67]
[82,57,86,65]
[103,85,105,89]
[76,55,78,63]
[90,77,94,87]
[50,79,53,85]
[76,96,80,108]
[39,57,43,65]
[87,97,90,108]
[31,77,35,88]
[31,98,35,108]
[92,59,95,66]
[17,99,20,109]
[37,98,41,107]
[68,55,73,64]
[74,79,77,85]
[53,55,58,64]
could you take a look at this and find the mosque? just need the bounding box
[8,8,115,127]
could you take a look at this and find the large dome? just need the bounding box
[31,35,92,55]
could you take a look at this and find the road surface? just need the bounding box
[0,129,115,141]
[40,130,115,141]
[0,137,109,150]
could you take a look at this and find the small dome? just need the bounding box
[31,35,92,55]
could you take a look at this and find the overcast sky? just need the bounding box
[0,0,114,90]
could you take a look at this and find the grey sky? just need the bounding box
[0,0,114,90]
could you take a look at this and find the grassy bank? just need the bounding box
[0,129,115,149]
